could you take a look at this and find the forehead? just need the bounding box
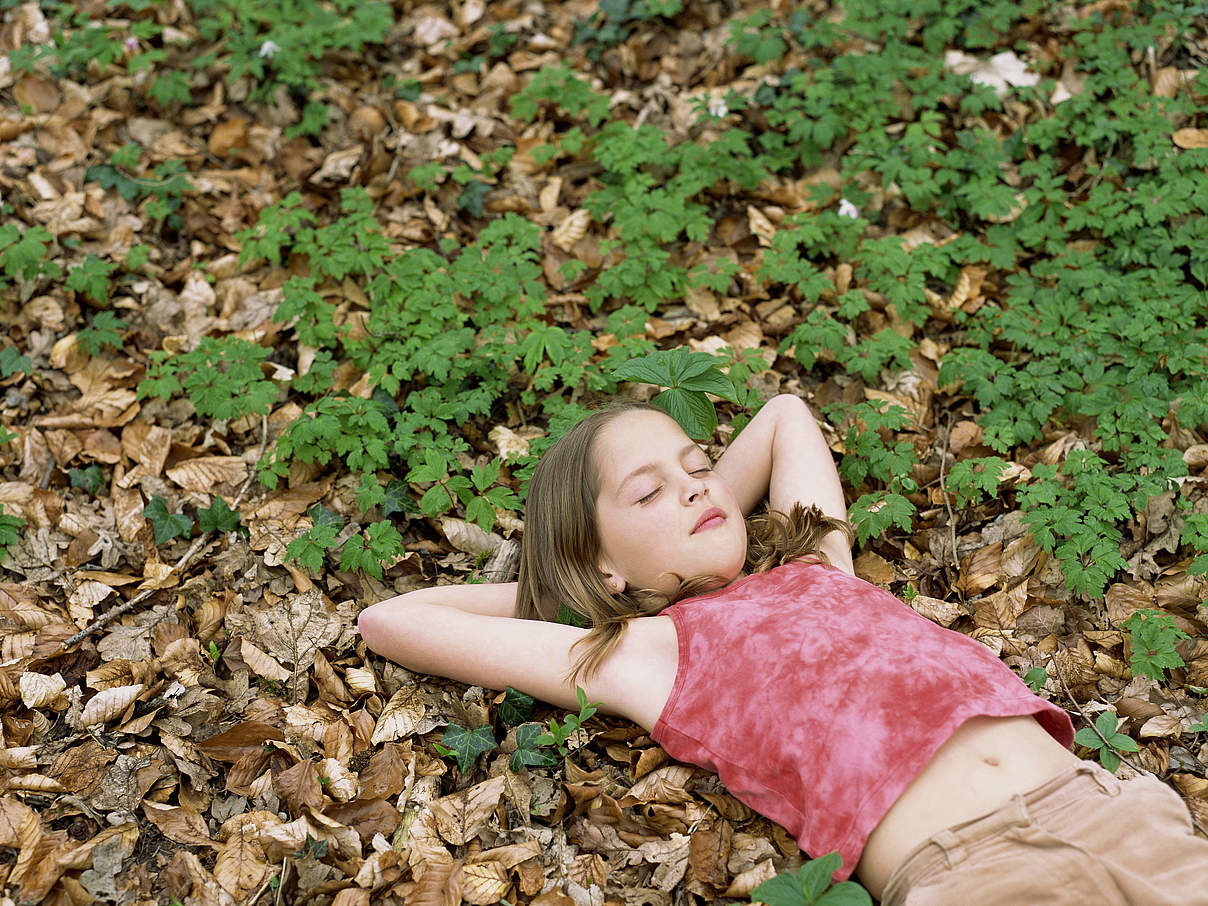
[593,410,695,482]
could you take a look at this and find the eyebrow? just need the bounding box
[617,443,707,493]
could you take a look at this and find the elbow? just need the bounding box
[357,601,391,655]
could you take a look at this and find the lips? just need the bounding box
[692,507,726,534]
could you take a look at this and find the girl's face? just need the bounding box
[592,409,747,597]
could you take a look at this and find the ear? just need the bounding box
[597,559,627,594]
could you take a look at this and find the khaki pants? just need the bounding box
[881,763,1208,905]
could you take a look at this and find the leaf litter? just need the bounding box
[1,0,1208,904]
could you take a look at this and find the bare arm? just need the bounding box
[714,394,854,574]
[357,588,648,719]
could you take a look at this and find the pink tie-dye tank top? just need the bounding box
[650,559,1074,881]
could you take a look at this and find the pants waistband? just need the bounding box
[881,763,1120,902]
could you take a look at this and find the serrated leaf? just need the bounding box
[651,387,717,439]
[0,347,32,377]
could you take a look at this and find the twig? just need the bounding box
[936,411,962,601]
[1052,650,1208,837]
[56,416,270,654]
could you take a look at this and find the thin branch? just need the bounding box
[1052,650,1208,837]
[56,416,270,654]
[936,411,962,602]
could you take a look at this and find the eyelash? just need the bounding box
[636,467,711,504]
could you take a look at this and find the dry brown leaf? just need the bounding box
[441,516,499,555]
[19,671,68,710]
[344,666,378,696]
[552,209,591,252]
[142,801,214,847]
[1173,129,1208,149]
[621,764,695,806]
[239,638,292,682]
[746,205,776,247]
[429,775,506,845]
[909,594,966,628]
[273,760,324,816]
[370,682,427,745]
[0,747,37,770]
[460,859,511,904]
[213,822,268,900]
[166,457,247,492]
[79,683,144,727]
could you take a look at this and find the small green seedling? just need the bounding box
[1073,711,1139,773]
[536,686,600,756]
[1023,666,1048,693]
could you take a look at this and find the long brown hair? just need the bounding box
[515,401,854,686]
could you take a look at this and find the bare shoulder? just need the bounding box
[601,614,679,731]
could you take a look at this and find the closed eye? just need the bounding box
[637,487,660,505]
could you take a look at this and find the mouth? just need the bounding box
[692,507,726,534]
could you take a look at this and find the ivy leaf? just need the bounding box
[198,496,240,533]
[499,687,534,727]
[143,495,193,545]
[510,722,559,772]
[0,346,32,377]
[435,724,496,772]
[69,465,106,495]
[381,479,418,518]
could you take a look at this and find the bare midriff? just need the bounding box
[855,714,1082,899]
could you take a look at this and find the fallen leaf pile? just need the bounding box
[1,1,1208,904]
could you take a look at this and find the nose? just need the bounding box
[685,480,708,504]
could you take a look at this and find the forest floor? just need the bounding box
[2,0,1208,904]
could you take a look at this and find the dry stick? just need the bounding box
[1052,649,1208,837]
[936,411,963,603]
[57,416,270,654]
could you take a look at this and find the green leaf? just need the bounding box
[381,480,418,518]
[750,873,811,906]
[650,387,716,439]
[437,724,496,772]
[816,881,873,905]
[510,722,559,771]
[499,687,534,727]
[0,346,32,377]
[1023,666,1047,692]
[1073,727,1103,748]
[198,496,240,533]
[797,852,843,900]
[143,495,192,545]
[69,465,106,495]
[0,504,24,561]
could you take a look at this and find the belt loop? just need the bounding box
[932,829,967,868]
[1089,763,1122,797]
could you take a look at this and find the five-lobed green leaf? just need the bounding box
[435,724,496,772]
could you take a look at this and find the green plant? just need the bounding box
[612,347,741,440]
[77,311,129,357]
[1073,711,1139,773]
[65,254,118,303]
[0,224,60,288]
[536,686,600,756]
[945,457,1008,508]
[0,505,24,562]
[85,145,193,230]
[0,347,32,378]
[143,496,193,545]
[1122,609,1189,682]
[434,724,496,772]
[69,466,106,495]
[198,497,241,534]
[189,0,393,135]
[572,1,682,58]
[285,505,345,572]
[338,521,404,580]
[140,336,279,421]
[1023,666,1048,693]
[750,851,872,906]
[510,65,610,126]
